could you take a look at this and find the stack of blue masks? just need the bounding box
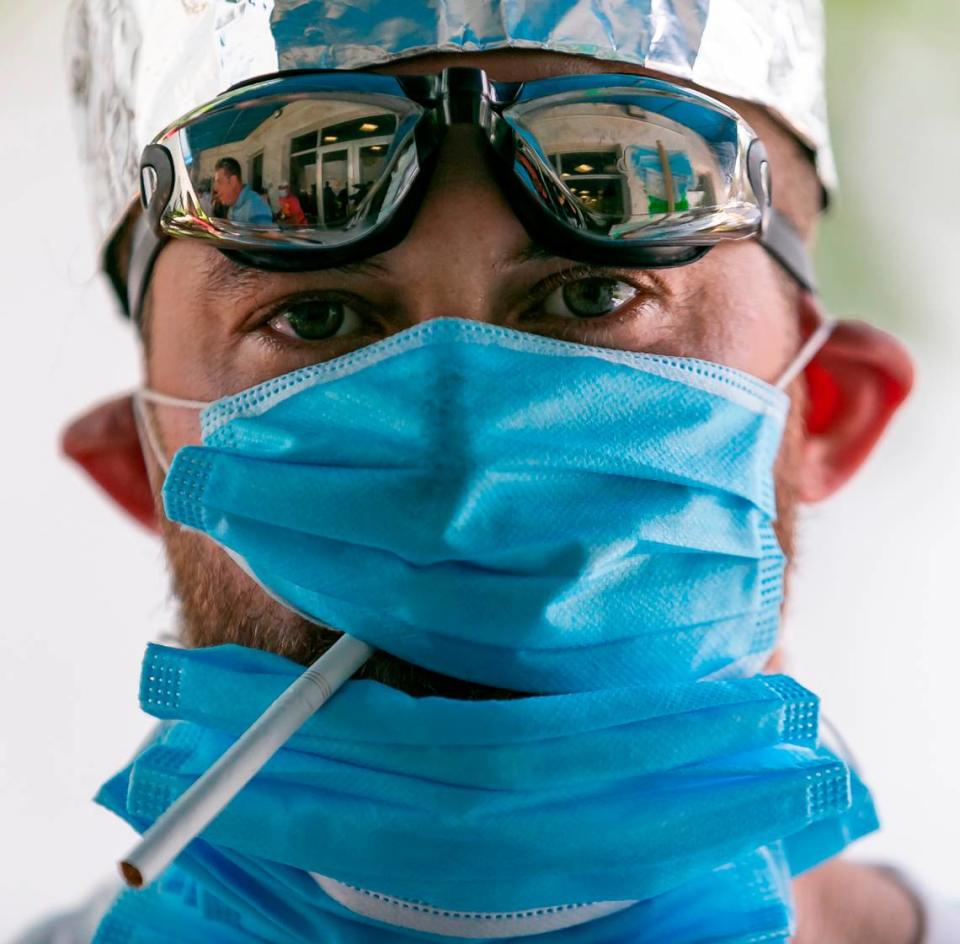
[95,644,876,943]
[96,320,878,942]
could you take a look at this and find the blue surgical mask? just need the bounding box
[92,642,876,943]
[106,317,876,943]
[149,318,814,694]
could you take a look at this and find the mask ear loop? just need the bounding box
[775,319,836,391]
[132,389,212,475]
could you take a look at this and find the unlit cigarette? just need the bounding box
[120,633,374,889]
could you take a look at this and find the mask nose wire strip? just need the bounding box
[119,633,374,890]
[774,319,835,391]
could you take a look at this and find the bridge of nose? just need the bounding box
[386,125,537,323]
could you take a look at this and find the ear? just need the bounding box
[796,295,914,502]
[60,393,159,532]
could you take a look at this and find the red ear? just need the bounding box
[796,306,914,502]
[61,394,159,532]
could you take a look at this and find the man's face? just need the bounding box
[213,168,242,207]
[142,50,817,695]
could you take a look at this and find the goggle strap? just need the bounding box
[761,208,817,294]
[128,142,178,321]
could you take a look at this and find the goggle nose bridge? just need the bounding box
[395,67,523,121]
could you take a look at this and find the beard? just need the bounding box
[159,398,805,700]
[160,519,528,699]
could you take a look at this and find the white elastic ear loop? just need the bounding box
[774,319,836,391]
[132,389,212,475]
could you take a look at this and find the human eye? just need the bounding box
[266,295,363,341]
[540,274,644,320]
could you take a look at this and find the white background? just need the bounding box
[1,1,958,938]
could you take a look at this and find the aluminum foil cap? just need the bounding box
[67,0,833,250]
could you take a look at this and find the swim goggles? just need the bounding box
[129,67,815,320]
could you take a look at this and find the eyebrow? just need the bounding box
[507,243,557,264]
[197,239,609,298]
[490,241,564,273]
[198,251,389,300]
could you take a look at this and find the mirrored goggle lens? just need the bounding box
[504,88,760,245]
[157,92,424,249]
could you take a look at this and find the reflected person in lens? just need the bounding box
[212,156,273,226]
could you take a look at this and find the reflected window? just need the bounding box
[557,151,620,176]
[549,149,627,222]
[250,152,264,194]
[290,130,319,222]
[360,144,389,185]
[291,113,399,225]
[291,130,319,153]
[321,149,349,224]
[320,114,397,146]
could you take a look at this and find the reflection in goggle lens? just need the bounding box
[166,95,422,245]
[505,96,751,241]
[158,86,759,253]
[127,75,816,322]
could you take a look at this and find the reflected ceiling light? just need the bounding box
[323,135,338,142]
[360,122,379,132]
[574,163,594,173]
[369,145,384,151]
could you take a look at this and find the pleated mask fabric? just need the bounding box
[92,643,878,942]
[161,318,790,694]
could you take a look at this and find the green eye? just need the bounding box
[544,278,638,319]
[269,298,356,340]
